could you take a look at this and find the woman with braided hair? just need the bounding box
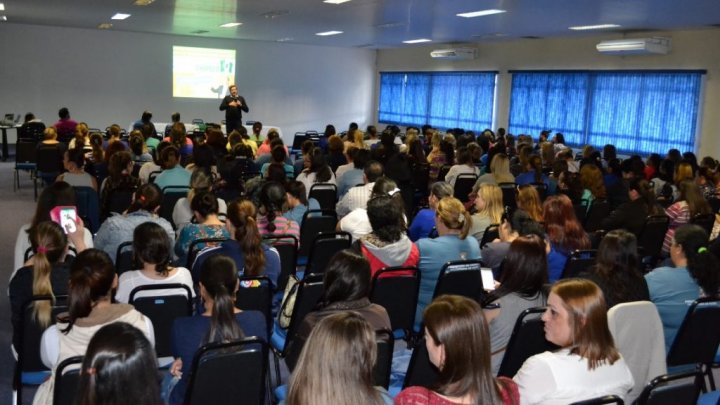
[256,181,300,241]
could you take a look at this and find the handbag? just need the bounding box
[277,275,300,329]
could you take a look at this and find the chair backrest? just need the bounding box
[115,241,135,275]
[104,186,137,219]
[283,273,325,355]
[637,215,670,260]
[497,307,559,378]
[308,183,338,211]
[53,355,83,405]
[666,296,720,368]
[235,276,272,336]
[262,234,298,291]
[298,209,338,257]
[573,203,587,225]
[561,249,597,279]
[437,165,451,182]
[73,186,100,233]
[305,231,351,275]
[160,186,190,228]
[15,141,38,165]
[453,174,477,202]
[148,170,162,183]
[36,145,64,173]
[479,223,500,248]
[374,329,394,389]
[690,213,715,235]
[568,395,624,405]
[186,237,229,269]
[498,182,518,210]
[432,260,484,301]
[184,337,268,405]
[369,267,420,336]
[584,199,611,232]
[635,371,703,405]
[129,284,193,358]
[403,337,440,389]
[530,182,548,201]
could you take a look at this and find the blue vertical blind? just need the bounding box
[508,71,704,155]
[378,72,496,131]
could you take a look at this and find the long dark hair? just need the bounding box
[305,147,332,183]
[322,250,371,305]
[63,249,116,333]
[126,184,162,214]
[259,181,287,233]
[674,225,720,296]
[76,322,161,405]
[591,230,644,307]
[484,235,547,304]
[29,181,76,235]
[200,255,244,344]
[133,222,171,276]
[366,195,405,243]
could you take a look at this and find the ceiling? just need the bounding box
[3,0,720,48]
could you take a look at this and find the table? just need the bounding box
[0,124,20,161]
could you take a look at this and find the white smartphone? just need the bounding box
[481,267,496,291]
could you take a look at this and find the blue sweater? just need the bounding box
[408,208,435,242]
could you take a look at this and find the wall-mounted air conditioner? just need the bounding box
[430,48,477,60]
[596,37,671,55]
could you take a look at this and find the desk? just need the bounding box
[0,124,20,161]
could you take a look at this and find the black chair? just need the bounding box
[183,337,268,405]
[308,183,338,211]
[437,165,451,182]
[479,223,500,248]
[637,215,670,267]
[115,241,135,275]
[369,267,420,339]
[432,260,485,302]
[666,297,720,391]
[708,197,720,214]
[263,234,298,291]
[569,395,624,405]
[129,284,193,358]
[13,295,68,405]
[561,249,597,279]
[35,145,64,199]
[186,237,229,270]
[530,182,549,201]
[103,186,137,220]
[14,141,37,192]
[403,337,440,389]
[53,355,83,405]
[148,170,162,183]
[584,199,611,232]
[374,329,394,389]
[235,275,273,336]
[499,182,518,210]
[298,209,337,257]
[497,307,559,378]
[272,274,325,357]
[573,203,587,225]
[453,173,477,203]
[305,231,351,275]
[160,186,190,229]
[73,186,101,234]
[634,371,703,405]
[690,213,715,236]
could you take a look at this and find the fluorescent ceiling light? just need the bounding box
[457,9,506,18]
[316,30,343,36]
[323,0,351,3]
[220,22,242,28]
[111,13,131,20]
[97,23,113,29]
[133,0,155,5]
[403,38,432,44]
[0,15,6,21]
[0,4,5,11]
[569,23,620,31]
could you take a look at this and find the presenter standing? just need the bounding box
[219,84,249,135]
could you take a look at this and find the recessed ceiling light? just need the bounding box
[0,4,5,11]
[111,13,131,20]
[569,24,621,31]
[220,22,242,28]
[133,0,155,5]
[0,15,7,21]
[403,38,432,44]
[97,23,113,29]
[457,9,506,18]
[323,0,351,3]
[276,37,294,42]
[316,30,343,36]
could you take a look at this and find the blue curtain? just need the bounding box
[509,71,703,155]
[378,72,495,131]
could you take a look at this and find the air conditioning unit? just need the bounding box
[430,48,477,60]
[596,37,671,55]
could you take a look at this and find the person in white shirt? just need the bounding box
[296,147,336,198]
[513,278,634,405]
[336,161,383,218]
[444,146,480,187]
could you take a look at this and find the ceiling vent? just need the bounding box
[430,48,477,60]
[596,37,671,55]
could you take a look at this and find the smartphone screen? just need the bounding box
[481,267,495,291]
[60,207,77,234]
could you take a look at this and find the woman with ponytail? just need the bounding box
[192,199,281,289]
[516,155,550,189]
[34,249,153,405]
[257,181,300,240]
[415,197,480,329]
[646,224,720,352]
[167,255,266,405]
[10,220,86,352]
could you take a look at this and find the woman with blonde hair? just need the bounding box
[477,153,515,186]
[468,183,504,245]
[415,197,480,328]
[397,295,520,404]
[427,132,447,182]
[579,164,607,210]
[513,185,544,226]
[514,279,634,404]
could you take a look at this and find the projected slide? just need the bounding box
[173,46,236,99]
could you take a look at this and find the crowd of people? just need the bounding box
[9,110,720,404]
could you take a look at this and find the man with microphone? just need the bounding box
[219,84,249,134]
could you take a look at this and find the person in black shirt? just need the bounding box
[219,84,249,135]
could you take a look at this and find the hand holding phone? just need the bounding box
[50,206,78,234]
[481,267,496,291]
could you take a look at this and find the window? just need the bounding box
[509,71,704,155]
[378,72,496,131]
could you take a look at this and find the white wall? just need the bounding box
[0,23,377,144]
[376,29,720,157]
